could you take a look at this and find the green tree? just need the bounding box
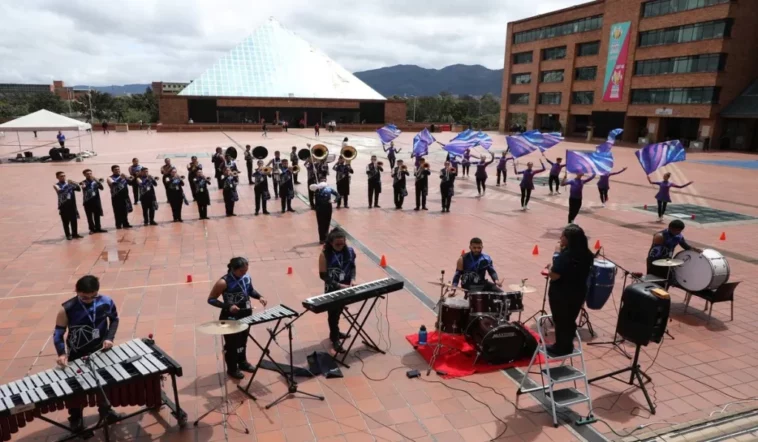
[27,92,66,114]
[72,90,114,122]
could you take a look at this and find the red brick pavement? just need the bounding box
[0,129,756,441]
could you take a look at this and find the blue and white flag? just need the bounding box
[443,130,492,156]
[412,128,435,158]
[377,124,401,144]
[506,130,563,158]
[566,150,614,175]
[596,128,624,153]
[635,140,686,175]
[506,135,540,159]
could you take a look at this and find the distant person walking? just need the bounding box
[57,131,66,148]
[102,121,109,134]
[262,123,268,138]
[314,123,320,137]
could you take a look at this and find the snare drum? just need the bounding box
[438,297,470,334]
[468,292,506,317]
[674,249,730,292]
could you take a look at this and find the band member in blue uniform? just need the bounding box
[54,172,82,240]
[546,224,594,356]
[290,146,301,184]
[597,167,627,208]
[514,160,546,211]
[392,160,410,209]
[452,237,503,291]
[647,173,693,222]
[54,275,121,431]
[542,154,565,195]
[166,168,186,222]
[383,142,402,169]
[221,167,239,217]
[439,161,457,212]
[128,158,142,204]
[312,179,340,244]
[80,169,107,234]
[646,219,701,282]
[107,165,133,229]
[244,145,254,185]
[194,169,212,220]
[305,154,317,209]
[160,158,174,203]
[212,147,225,188]
[414,158,431,211]
[279,159,296,213]
[138,168,159,226]
[333,157,353,209]
[366,155,383,208]
[561,171,595,224]
[267,151,284,198]
[187,156,202,200]
[319,228,355,352]
[496,151,514,187]
[207,257,268,379]
[253,160,271,215]
[474,152,496,196]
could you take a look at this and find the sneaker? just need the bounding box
[226,369,244,380]
[601,203,606,208]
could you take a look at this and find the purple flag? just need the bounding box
[506,135,540,158]
[596,128,624,153]
[635,140,686,175]
[566,150,614,175]
[412,128,435,158]
[377,124,401,144]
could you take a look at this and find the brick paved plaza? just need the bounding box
[1,129,757,441]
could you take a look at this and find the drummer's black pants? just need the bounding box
[548,291,584,353]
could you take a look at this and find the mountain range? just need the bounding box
[77,64,504,97]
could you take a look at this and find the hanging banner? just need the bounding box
[602,21,631,102]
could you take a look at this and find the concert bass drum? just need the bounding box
[438,298,470,335]
[673,249,729,292]
[465,317,536,364]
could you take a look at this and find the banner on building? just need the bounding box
[602,21,632,102]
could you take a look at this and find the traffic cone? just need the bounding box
[691,214,696,220]
[532,245,539,256]
[461,249,466,256]
[380,255,387,268]
[644,204,648,210]
[594,240,601,250]
[287,266,293,275]
[719,232,726,241]
[186,275,193,283]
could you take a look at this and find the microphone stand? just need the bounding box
[586,250,633,359]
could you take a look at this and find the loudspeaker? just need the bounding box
[616,282,670,346]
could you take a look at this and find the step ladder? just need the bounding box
[517,315,596,428]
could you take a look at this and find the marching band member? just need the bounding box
[221,167,239,217]
[187,156,202,201]
[244,145,254,185]
[305,150,317,209]
[212,147,225,188]
[366,155,383,208]
[54,172,82,240]
[316,158,330,182]
[439,160,457,213]
[107,165,133,229]
[542,154,565,195]
[166,168,186,222]
[474,152,496,196]
[392,160,410,209]
[383,142,401,169]
[290,146,300,184]
[647,220,701,283]
[128,158,143,204]
[561,171,595,224]
[414,158,431,211]
[138,168,159,226]
[194,169,212,220]
[54,275,121,431]
[279,159,296,213]
[313,178,340,244]
[496,151,514,187]
[514,160,546,211]
[267,151,283,198]
[80,169,107,234]
[225,152,238,173]
[452,237,502,292]
[647,173,693,222]
[160,158,173,181]
[333,157,353,209]
[318,228,355,353]
[597,167,627,208]
[253,160,271,215]
[207,257,268,379]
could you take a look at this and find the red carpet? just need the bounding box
[406,330,544,379]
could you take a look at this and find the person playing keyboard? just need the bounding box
[318,228,355,353]
[54,275,122,433]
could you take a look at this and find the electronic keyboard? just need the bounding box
[302,278,404,313]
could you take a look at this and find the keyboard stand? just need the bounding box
[333,296,386,368]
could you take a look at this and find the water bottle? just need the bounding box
[418,325,427,346]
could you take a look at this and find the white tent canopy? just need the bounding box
[0,109,91,132]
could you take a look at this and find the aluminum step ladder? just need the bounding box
[517,315,596,427]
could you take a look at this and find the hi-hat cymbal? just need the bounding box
[652,258,684,267]
[197,320,248,336]
[509,284,537,294]
[427,281,469,291]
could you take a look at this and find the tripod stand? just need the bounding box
[588,343,655,415]
[194,348,250,434]
[587,261,633,359]
[426,270,461,376]
[524,271,552,326]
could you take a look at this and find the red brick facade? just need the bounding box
[158,96,189,124]
[500,0,758,150]
[384,100,407,124]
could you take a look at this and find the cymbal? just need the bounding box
[427,281,469,291]
[509,284,537,294]
[652,258,684,267]
[197,320,248,336]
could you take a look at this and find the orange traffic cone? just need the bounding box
[644,204,648,210]
[691,214,695,220]
[287,266,293,275]
[380,255,387,268]
[719,232,726,241]
[594,240,601,250]
[532,245,539,256]
[186,274,193,283]
[461,249,466,256]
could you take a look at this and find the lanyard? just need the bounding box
[230,273,249,296]
[78,297,99,326]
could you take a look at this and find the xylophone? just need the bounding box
[0,338,186,442]
[238,304,299,326]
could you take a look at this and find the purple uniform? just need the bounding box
[545,159,565,176]
[564,175,595,199]
[516,165,546,190]
[653,180,691,202]
[497,156,514,171]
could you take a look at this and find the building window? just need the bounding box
[634,54,727,76]
[539,92,562,105]
[542,46,567,61]
[511,73,532,85]
[513,15,603,44]
[572,91,595,105]
[575,66,598,81]
[639,19,732,47]
[642,0,731,18]
[540,70,565,83]
[513,51,533,64]
[509,93,530,105]
[577,41,600,56]
[630,87,720,104]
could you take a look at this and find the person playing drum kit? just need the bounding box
[646,220,701,283]
[452,237,503,292]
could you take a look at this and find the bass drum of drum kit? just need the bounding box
[436,289,536,365]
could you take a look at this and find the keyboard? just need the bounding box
[302,278,404,313]
[0,338,184,441]
[239,304,298,326]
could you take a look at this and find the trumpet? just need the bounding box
[292,165,301,174]
[98,178,105,183]
[401,165,408,172]
[340,145,357,162]
[423,163,431,170]
[261,166,272,175]
[377,161,384,168]
[67,179,78,186]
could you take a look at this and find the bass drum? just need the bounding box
[465,317,528,364]
[674,249,730,292]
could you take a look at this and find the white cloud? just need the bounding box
[0,0,587,85]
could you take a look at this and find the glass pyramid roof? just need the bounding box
[179,18,385,100]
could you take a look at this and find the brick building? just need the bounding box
[499,0,758,151]
[157,18,405,129]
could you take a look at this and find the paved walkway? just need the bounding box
[1,129,757,442]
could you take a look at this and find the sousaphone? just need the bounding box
[310,144,329,161]
[224,146,238,160]
[252,145,268,160]
[340,145,357,162]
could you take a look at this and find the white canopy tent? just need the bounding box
[0,109,94,158]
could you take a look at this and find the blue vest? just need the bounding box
[62,295,116,356]
[220,273,253,319]
[461,252,493,287]
[324,247,355,292]
[648,229,684,260]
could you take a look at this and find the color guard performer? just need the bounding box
[244,145,254,185]
[542,154,565,195]
[312,178,340,244]
[166,168,186,222]
[207,257,268,379]
[194,169,212,220]
[290,146,300,184]
[253,160,271,215]
[80,169,107,234]
[212,147,225,188]
[646,220,701,283]
[221,167,239,216]
[107,166,133,229]
[414,158,431,211]
[461,148,471,177]
[333,157,353,209]
[366,155,383,208]
[54,275,122,431]
[279,159,296,213]
[137,168,159,226]
[383,142,402,169]
[452,237,503,292]
[496,151,514,187]
[392,160,410,209]
[267,151,283,198]
[187,156,202,200]
[647,173,693,222]
[474,152,496,196]
[54,171,82,240]
[561,171,595,224]
[597,167,627,208]
[318,228,355,352]
[439,160,457,212]
[514,160,546,211]
[128,158,143,204]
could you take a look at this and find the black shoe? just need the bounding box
[66,235,73,241]
[68,417,84,433]
[287,209,296,213]
[100,409,124,424]
[336,205,341,209]
[263,211,270,215]
[338,331,351,339]
[116,226,122,230]
[89,230,96,235]
[227,369,244,380]
[144,222,149,226]
[375,205,381,209]
[150,221,158,226]
[97,229,108,233]
[255,212,259,216]
[123,224,133,229]
[319,240,325,245]
[72,234,84,239]
[177,219,183,222]
[414,208,420,211]
[344,205,350,209]
[239,362,256,373]
[368,205,372,209]
[546,344,574,357]
[422,207,428,211]
[332,341,346,353]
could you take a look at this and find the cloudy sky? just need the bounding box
[0,0,586,86]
